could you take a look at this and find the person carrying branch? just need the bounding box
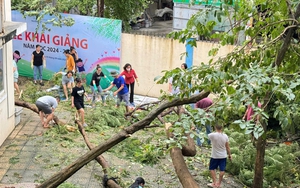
[103,71,130,113]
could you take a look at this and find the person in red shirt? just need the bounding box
[120,63,139,106]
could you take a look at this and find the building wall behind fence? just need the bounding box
[121,33,234,98]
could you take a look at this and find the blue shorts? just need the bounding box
[209,158,227,171]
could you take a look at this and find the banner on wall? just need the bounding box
[12,11,122,87]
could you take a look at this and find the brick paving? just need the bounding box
[0,108,105,188]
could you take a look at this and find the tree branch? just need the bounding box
[274,3,300,67]
[75,120,121,188]
[15,100,65,125]
[37,91,210,187]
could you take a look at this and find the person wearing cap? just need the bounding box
[13,50,22,97]
[31,44,46,86]
[71,78,89,127]
[35,95,60,128]
[103,71,130,113]
[63,49,76,73]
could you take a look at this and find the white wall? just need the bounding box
[0,0,16,146]
[121,33,234,98]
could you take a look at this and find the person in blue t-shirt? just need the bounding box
[104,71,130,112]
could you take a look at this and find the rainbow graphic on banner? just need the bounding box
[87,57,120,73]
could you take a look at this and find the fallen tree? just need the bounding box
[165,122,198,187]
[15,100,65,125]
[34,91,209,187]
[75,120,121,188]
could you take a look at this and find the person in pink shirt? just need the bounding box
[243,101,262,122]
[120,63,139,106]
[195,97,213,146]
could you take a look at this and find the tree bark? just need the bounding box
[98,0,104,17]
[165,123,198,188]
[76,120,121,188]
[37,91,209,188]
[170,148,199,188]
[274,3,300,67]
[253,134,266,188]
[253,4,300,188]
[15,100,65,125]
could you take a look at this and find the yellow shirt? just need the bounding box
[66,55,75,72]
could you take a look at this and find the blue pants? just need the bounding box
[90,85,105,103]
[196,125,211,146]
[33,65,43,81]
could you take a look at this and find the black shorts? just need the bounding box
[74,102,84,110]
[36,101,52,114]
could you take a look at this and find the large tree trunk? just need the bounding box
[97,0,104,17]
[36,91,209,187]
[252,3,300,188]
[165,123,198,188]
[253,135,266,188]
[170,148,198,188]
[274,3,300,67]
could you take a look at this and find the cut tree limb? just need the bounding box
[75,120,121,188]
[37,91,209,188]
[15,100,65,125]
[165,122,198,188]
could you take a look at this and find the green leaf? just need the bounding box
[227,86,236,95]
[245,129,253,134]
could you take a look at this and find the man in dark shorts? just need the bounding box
[31,44,46,85]
[71,78,89,127]
[103,71,130,113]
[207,124,232,188]
[35,96,60,128]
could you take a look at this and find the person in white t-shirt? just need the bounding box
[207,125,232,188]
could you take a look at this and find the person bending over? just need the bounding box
[35,95,60,128]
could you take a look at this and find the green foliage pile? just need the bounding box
[224,129,300,187]
[109,137,165,165]
[20,82,58,103]
[84,103,128,130]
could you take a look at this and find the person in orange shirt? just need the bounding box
[63,49,75,72]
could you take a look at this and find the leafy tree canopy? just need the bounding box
[12,0,151,31]
[163,0,300,137]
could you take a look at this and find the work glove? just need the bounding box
[93,85,97,91]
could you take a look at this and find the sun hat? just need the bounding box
[110,71,119,77]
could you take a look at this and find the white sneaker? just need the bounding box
[83,123,88,127]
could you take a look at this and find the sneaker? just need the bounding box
[130,102,135,107]
[83,123,88,127]
[33,81,37,85]
[40,82,44,86]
